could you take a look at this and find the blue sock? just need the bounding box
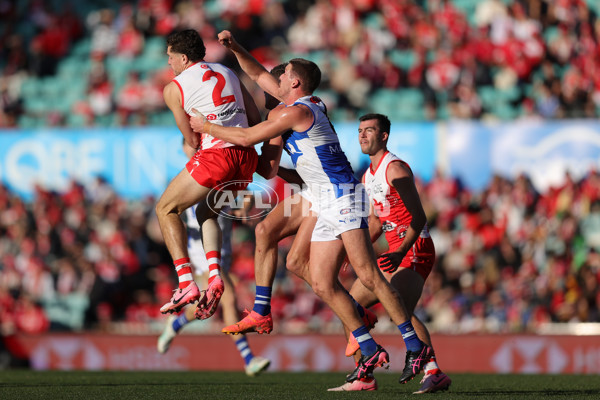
[343,289,365,318]
[172,314,189,333]
[352,325,377,356]
[398,321,423,352]
[235,337,254,365]
[253,286,272,316]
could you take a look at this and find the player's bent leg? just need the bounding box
[156,169,212,260]
[284,214,316,285]
[343,234,411,323]
[345,279,379,357]
[255,193,307,287]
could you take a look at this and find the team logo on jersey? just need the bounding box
[206,114,217,120]
[340,208,351,215]
[310,96,321,104]
[200,64,209,69]
[381,221,397,232]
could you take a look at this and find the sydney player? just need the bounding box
[156,30,260,320]
[157,141,270,377]
[330,114,451,393]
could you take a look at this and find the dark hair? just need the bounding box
[166,29,206,62]
[264,64,288,110]
[359,113,391,135]
[270,63,287,78]
[288,58,321,93]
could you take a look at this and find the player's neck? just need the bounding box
[369,148,388,171]
[284,89,310,106]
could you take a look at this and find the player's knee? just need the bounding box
[311,280,335,301]
[255,220,275,243]
[286,252,308,279]
[356,270,377,292]
[155,198,179,218]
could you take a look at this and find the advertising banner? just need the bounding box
[0,123,438,201]
[11,334,600,374]
[445,120,600,192]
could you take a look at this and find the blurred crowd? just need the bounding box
[1,0,600,127]
[1,165,599,336]
[1,0,600,335]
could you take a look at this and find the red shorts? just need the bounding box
[186,146,258,191]
[378,237,435,281]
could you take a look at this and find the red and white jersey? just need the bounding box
[173,62,248,150]
[363,151,430,249]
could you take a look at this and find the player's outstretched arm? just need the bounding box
[218,30,280,100]
[240,81,261,127]
[190,105,308,147]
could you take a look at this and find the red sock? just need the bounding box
[174,257,193,289]
[424,354,440,375]
[206,251,221,284]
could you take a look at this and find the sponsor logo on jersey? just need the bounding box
[381,221,397,232]
[217,108,246,118]
[340,208,351,215]
[207,114,217,120]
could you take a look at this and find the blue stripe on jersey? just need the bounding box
[314,142,357,196]
[283,131,307,167]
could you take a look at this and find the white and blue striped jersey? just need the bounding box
[282,95,357,200]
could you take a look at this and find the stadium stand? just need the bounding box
[0,0,599,335]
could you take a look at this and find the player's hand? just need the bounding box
[190,108,208,132]
[377,251,405,274]
[218,30,235,49]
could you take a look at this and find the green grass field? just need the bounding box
[1,370,599,399]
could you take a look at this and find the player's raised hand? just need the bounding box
[190,108,209,133]
[218,30,236,48]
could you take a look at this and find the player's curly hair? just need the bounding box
[166,29,206,62]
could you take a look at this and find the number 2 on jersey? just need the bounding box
[202,71,235,106]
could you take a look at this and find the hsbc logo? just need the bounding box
[491,338,568,373]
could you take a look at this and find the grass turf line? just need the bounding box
[0,371,599,399]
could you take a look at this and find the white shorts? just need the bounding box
[299,188,318,213]
[311,191,369,242]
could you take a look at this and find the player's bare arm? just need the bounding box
[277,166,304,186]
[378,161,427,271]
[190,104,312,147]
[240,81,262,127]
[256,137,284,179]
[218,30,281,100]
[367,203,383,243]
[163,81,199,149]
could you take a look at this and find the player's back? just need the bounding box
[283,95,356,199]
[174,62,248,149]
